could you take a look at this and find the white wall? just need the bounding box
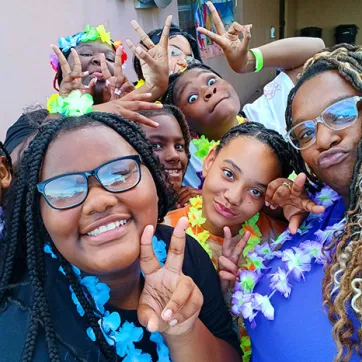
[0,0,179,140]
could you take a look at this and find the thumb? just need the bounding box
[241,24,252,48]
[138,304,160,332]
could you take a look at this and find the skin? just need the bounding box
[202,137,282,237]
[40,126,158,309]
[292,70,362,205]
[174,68,241,141]
[0,156,12,205]
[168,35,192,74]
[140,114,188,192]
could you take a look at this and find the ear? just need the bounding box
[0,157,12,190]
[202,147,217,179]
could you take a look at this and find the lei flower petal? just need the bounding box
[96,25,112,46]
[189,195,203,209]
[268,267,292,298]
[253,293,274,321]
[58,32,83,52]
[123,349,152,362]
[152,236,167,266]
[81,24,99,43]
[282,247,312,281]
[187,207,206,227]
[192,136,219,160]
[314,186,339,207]
[235,270,259,293]
[299,240,326,264]
[114,321,144,357]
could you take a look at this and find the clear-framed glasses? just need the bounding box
[37,155,142,210]
[285,96,362,150]
[168,45,194,64]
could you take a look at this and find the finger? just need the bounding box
[121,81,136,95]
[138,304,161,332]
[70,48,82,83]
[230,231,250,265]
[121,92,153,102]
[227,22,244,37]
[177,192,193,207]
[159,15,173,49]
[121,100,163,112]
[219,270,236,294]
[169,287,202,326]
[120,108,159,128]
[114,46,124,78]
[265,178,285,206]
[271,184,291,209]
[300,199,325,214]
[222,226,233,258]
[83,78,97,96]
[219,256,239,275]
[197,27,228,49]
[177,187,192,199]
[161,275,195,322]
[100,54,112,80]
[290,173,307,198]
[131,20,155,49]
[240,24,252,48]
[288,214,306,235]
[51,44,71,75]
[206,1,225,35]
[164,217,188,273]
[140,225,162,275]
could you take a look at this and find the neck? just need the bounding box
[202,115,238,141]
[98,260,142,310]
[342,194,350,207]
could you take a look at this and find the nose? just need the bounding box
[224,183,244,206]
[202,85,217,100]
[91,54,102,66]
[177,58,188,68]
[82,179,118,215]
[315,122,342,150]
[165,146,181,164]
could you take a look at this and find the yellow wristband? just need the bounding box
[249,48,264,73]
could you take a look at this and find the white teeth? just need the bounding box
[87,219,128,236]
[165,169,179,175]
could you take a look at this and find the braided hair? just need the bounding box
[162,62,222,106]
[0,113,172,361]
[285,43,362,190]
[138,104,191,160]
[216,121,295,178]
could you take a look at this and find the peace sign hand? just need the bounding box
[265,173,325,234]
[197,2,252,73]
[51,45,94,98]
[99,47,135,101]
[218,227,250,296]
[126,16,172,98]
[138,217,203,336]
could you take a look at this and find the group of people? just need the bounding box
[0,2,361,361]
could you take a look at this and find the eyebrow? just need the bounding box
[178,70,215,101]
[224,159,267,189]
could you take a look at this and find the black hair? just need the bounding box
[285,43,362,190]
[133,23,202,81]
[0,141,13,175]
[216,122,295,178]
[162,62,222,106]
[0,113,173,361]
[138,104,191,160]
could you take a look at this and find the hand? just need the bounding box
[265,173,325,234]
[99,47,135,101]
[197,2,252,73]
[51,44,93,97]
[177,187,202,208]
[218,227,250,295]
[126,16,172,97]
[92,93,162,127]
[138,217,203,336]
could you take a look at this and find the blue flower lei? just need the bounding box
[44,235,171,361]
[231,186,345,327]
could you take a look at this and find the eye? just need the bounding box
[188,94,198,104]
[79,52,92,57]
[249,189,263,198]
[106,57,115,63]
[207,78,216,86]
[170,48,182,57]
[151,143,162,150]
[223,169,234,180]
[175,144,185,151]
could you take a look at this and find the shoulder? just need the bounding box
[162,206,189,228]
[258,211,288,243]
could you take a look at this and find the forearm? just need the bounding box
[163,319,241,362]
[242,37,325,73]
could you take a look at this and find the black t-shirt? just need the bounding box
[0,224,240,361]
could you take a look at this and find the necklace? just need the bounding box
[44,236,171,362]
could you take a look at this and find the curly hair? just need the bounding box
[285,43,362,361]
[0,112,173,361]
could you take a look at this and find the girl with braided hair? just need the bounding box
[231,44,362,361]
[0,112,241,361]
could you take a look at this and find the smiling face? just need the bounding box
[67,40,116,85]
[202,137,282,236]
[292,70,362,199]
[168,35,192,74]
[140,114,188,191]
[40,125,158,276]
[173,68,241,140]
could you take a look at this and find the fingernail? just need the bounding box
[162,309,172,320]
[83,85,89,89]
[83,71,89,76]
[169,319,178,326]
[136,46,143,54]
[270,205,277,210]
[106,79,110,87]
[177,204,181,208]
[93,78,98,84]
[265,202,270,207]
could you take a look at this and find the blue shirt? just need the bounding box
[245,197,360,361]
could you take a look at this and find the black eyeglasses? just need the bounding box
[285,96,362,150]
[37,155,142,210]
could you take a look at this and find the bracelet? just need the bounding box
[249,48,264,73]
[47,90,94,117]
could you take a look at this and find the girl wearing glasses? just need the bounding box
[0,113,241,361]
[231,44,362,361]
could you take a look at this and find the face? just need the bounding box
[67,40,115,85]
[168,35,192,75]
[202,137,282,236]
[0,156,12,205]
[292,71,362,198]
[40,126,158,276]
[140,114,188,191]
[174,68,240,139]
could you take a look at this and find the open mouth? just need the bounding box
[86,219,129,237]
[90,72,105,80]
[211,96,229,113]
[165,169,182,178]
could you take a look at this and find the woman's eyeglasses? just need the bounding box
[37,155,142,210]
[285,96,362,150]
